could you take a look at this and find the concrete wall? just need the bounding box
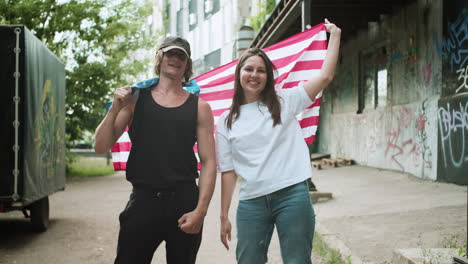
[436,0,467,185]
[317,0,467,184]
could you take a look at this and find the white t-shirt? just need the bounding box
[216,83,314,200]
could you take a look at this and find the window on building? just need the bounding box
[189,0,197,31]
[193,59,204,76]
[204,49,221,73]
[176,9,183,36]
[204,0,220,18]
[164,0,170,34]
[358,45,388,113]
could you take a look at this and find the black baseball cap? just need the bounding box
[158,36,191,57]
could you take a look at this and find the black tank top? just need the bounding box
[126,88,198,187]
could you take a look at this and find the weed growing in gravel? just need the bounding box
[313,232,350,264]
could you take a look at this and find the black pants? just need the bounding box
[114,182,202,264]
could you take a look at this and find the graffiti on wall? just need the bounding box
[34,80,60,178]
[435,8,467,73]
[436,5,468,96]
[390,38,418,65]
[456,65,468,93]
[357,100,433,173]
[435,1,468,185]
[437,96,468,185]
[422,63,432,87]
[438,101,468,168]
[416,99,432,168]
[384,107,422,171]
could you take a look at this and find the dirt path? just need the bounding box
[0,172,322,264]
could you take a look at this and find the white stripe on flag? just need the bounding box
[265,34,327,60]
[296,106,320,120]
[112,151,130,163]
[200,81,234,94]
[301,125,318,138]
[116,132,130,143]
[206,99,233,111]
[275,51,327,76]
[197,66,236,86]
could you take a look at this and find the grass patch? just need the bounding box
[67,156,115,177]
[313,232,348,264]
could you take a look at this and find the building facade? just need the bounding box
[164,0,272,75]
[160,0,466,185]
[252,0,467,185]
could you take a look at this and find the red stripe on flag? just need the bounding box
[199,74,234,88]
[304,135,316,145]
[271,44,327,69]
[113,162,127,170]
[275,61,324,85]
[307,98,321,109]
[194,60,238,83]
[211,108,229,117]
[199,88,234,101]
[282,81,302,89]
[299,116,320,127]
[111,142,132,152]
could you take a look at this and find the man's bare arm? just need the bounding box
[178,98,216,234]
[194,99,217,215]
[94,86,136,154]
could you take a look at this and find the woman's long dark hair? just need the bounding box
[226,48,281,129]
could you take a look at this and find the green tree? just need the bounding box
[249,0,276,32]
[0,0,154,141]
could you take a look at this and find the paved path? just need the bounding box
[0,172,322,263]
[312,165,467,264]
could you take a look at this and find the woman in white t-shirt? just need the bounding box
[216,19,341,264]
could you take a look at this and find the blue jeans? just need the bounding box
[236,181,315,264]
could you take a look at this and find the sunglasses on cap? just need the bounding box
[164,49,188,60]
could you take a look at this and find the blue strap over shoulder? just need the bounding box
[130,77,200,96]
[105,77,201,112]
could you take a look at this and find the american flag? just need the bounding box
[111,23,328,171]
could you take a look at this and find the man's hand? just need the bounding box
[178,210,205,234]
[220,216,232,250]
[110,86,132,114]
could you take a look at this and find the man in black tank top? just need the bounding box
[94,36,217,264]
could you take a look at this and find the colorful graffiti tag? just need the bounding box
[435,8,467,73]
[437,96,468,185]
[356,99,434,175]
[456,65,468,93]
[438,102,468,167]
[34,80,62,179]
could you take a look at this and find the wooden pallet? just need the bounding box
[312,161,322,170]
[312,157,353,170]
[336,157,353,165]
[322,158,338,167]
